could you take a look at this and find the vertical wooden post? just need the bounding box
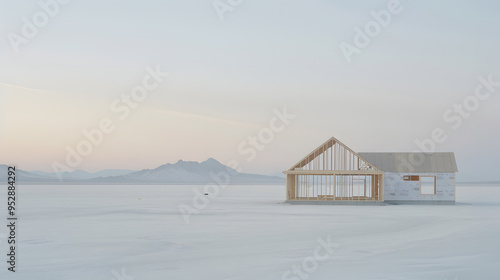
[287,174,296,200]
[364,176,367,198]
[379,173,384,201]
[333,174,336,200]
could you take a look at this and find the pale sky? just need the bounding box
[1,0,499,181]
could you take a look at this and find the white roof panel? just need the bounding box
[358,152,458,173]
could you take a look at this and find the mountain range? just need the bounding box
[0,158,285,185]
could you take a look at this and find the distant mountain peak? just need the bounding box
[0,159,285,185]
[109,157,284,184]
[167,158,223,168]
[174,158,220,164]
[202,158,223,165]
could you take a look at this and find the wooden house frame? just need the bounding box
[284,137,384,202]
[284,137,458,205]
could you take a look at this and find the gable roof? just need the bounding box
[358,152,458,173]
[288,137,381,172]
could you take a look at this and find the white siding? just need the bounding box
[384,172,455,201]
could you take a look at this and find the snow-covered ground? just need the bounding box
[1,184,499,280]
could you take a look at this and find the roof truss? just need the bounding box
[288,137,380,172]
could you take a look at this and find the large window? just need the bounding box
[420,176,436,195]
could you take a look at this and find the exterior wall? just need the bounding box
[384,172,455,201]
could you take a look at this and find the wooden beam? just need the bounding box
[380,174,384,201]
[287,174,295,200]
